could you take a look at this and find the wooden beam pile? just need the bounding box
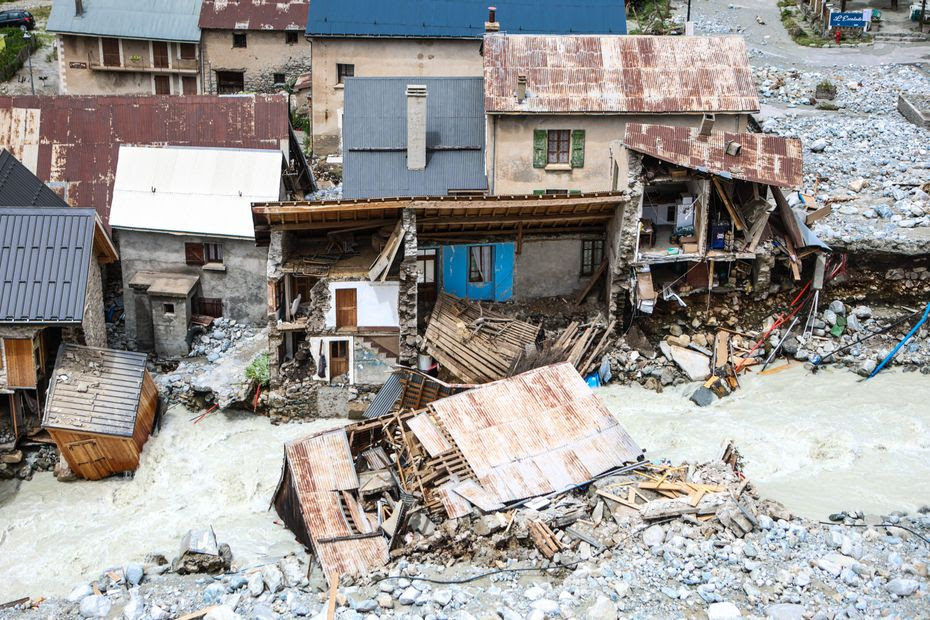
[512,320,615,378]
[594,464,726,522]
[424,294,541,384]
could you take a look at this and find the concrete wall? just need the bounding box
[487,113,748,195]
[58,34,201,95]
[310,37,482,155]
[118,230,268,347]
[323,282,400,328]
[149,293,192,358]
[202,29,310,94]
[513,237,600,300]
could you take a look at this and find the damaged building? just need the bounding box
[272,363,644,583]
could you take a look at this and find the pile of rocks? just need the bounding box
[188,318,257,362]
[0,445,59,481]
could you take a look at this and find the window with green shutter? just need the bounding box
[533,129,547,168]
[571,130,585,168]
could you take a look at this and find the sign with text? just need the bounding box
[829,10,868,28]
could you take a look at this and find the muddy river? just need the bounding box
[1,367,928,600]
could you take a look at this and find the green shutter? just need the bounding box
[569,190,581,195]
[571,130,585,168]
[533,189,545,196]
[533,129,547,168]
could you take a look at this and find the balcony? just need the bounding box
[88,56,199,75]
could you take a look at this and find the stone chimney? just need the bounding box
[406,85,427,171]
[516,75,527,103]
[75,0,84,16]
[698,113,715,136]
[485,6,500,32]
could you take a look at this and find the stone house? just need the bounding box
[306,0,628,156]
[47,0,204,95]
[109,145,290,358]
[199,0,310,95]
[0,207,119,450]
[482,34,760,195]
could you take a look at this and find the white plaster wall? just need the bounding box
[324,282,400,328]
[308,336,354,384]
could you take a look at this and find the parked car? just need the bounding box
[0,10,35,31]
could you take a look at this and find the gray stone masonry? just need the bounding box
[398,208,418,366]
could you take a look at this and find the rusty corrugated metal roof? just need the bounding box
[199,0,308,30]
[430,363,643,506]
[283,431,389,581]
[483,34,759,114]
[0,95,291,229]
[407,413,453,458]
[624,123,804,188]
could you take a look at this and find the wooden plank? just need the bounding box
[712,177,746,231]
[326,575,339,620]
[176,606,219,620]
[368,219,404,281]
[596,489,641,511]
[4,338,36,389]
[573,258,608,306]
[805,205,832,226]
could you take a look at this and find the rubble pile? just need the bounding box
[7,455,929,620]
[187,318,258,361]
[0,445,59,481]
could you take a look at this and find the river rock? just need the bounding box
[707,601,742,619]
[125,563,144,586]
[886,578,919,596]
[251,604,275,620]
[204,582,227,604]
[642,524,666,547]
[79,594,112,618]
[261,564,284,593]
[173,529,232,575]
[398,586,419,605]
[587,595,617,620]
[531,599,561,615]
[765,603,806,619]
[247,571,264,597]
[857,359,877,377]
[205,607,242,620]
[810,138,827,152]
[377,593,393,609]
[68,584,93,602]
[660,342,710,381]
[123,589,144,620]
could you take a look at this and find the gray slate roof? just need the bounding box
[342,77,487,199]
[43,344,148,438]
[0,208,97,324]
[0,150,69,208]
[47,0,203,42]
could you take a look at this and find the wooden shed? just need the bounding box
[42,344,158,480]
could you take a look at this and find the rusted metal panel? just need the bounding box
[200,0,308,30]
[0,95,291,229]
[624,123,804,188]
[407,413,453,458]
[451,479,505,512]
[435,481,473,519]
[484,34,759,114]
[285,431,358,492]
[430,363,643,505]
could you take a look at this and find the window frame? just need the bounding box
[204,242,223,265]
[547,129,571,165]
[580,239,605,277]
[163,303,175,315]
[336,63,355,84]
[468,245,494,284]
[232,32,247,48]
[285,30,299,45]
[273,72,286,86]
[416,248,437,285]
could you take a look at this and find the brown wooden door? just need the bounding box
[154,75,171,95]
[152,41,169,68]
[335,288,357,328]
[329,340,349,378]
[4,338,36,388]
[66,439,110,480]
[101,37,121,67]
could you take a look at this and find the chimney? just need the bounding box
[406,85,427,171]
[75,0,84,16]
[725,141,742,156]
[516,74,527,103]
[698,113,715,136]
[485,6,500,32]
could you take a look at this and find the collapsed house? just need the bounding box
[42,344,158,480]
[272,363,644,583]
[0,206,119,451]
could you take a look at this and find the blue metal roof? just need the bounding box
[47,0,203,42]
[342,77,487,199]
[307,0,627,37]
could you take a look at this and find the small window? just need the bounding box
[285,30,299,44]
[337,63,354,84]
[547,129,571,164]
[204,243,223,264]
[416,248,437,284]
[273,72,286,85]
[216,70,244,94]
[185,242,205,265]
[581,239,605,276]
[468,246,494,284]
[233,32,247,48]
[163,303,175,315]
[179,43,197,60]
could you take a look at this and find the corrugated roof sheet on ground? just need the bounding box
[624,123,804,188]
[43,344,147,437]
[307,0,627,37]
[0,207,96,324]
[431,363,642,505]
[484,34,759,114]
[200,0,308,30]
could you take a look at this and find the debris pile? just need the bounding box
[187,318,258,361]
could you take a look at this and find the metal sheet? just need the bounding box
[435,481,473,519]
[0,149,68,208]
[285,431,359,492]
[200,0,308,30]
[624,123,804,189]
[47,0,202,42]
[406,413,452,458]
[451,479,505,512]
[483,34,759,114]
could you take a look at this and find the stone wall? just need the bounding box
[202,30,311,94]
[80,262,107,348]
[606,150,645,330]
[398,208,418,367]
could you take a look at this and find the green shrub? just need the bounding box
[0,28,38,83]
[245,353,270,387]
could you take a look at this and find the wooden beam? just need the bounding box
[771,186,804,250]
[516,222,523,255]
[712,177,746,231]
[805,205,832,226]
[574,258,608,306]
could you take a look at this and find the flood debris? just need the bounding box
[272,362,645,583]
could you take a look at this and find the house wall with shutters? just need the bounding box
[487,113,749,195]
[323,282,400,329]
[202,30,310,95]
[118,230,267,349]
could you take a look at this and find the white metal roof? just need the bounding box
[110,146,283,238]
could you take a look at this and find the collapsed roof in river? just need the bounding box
[271,363,643,583]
